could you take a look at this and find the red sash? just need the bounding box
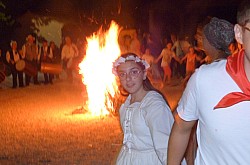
[214,49,250,109]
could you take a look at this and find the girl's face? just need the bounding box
[117,61,146,95]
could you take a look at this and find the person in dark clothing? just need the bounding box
[22,34,39,86]
[6,41,24,88]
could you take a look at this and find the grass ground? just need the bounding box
[0,73,184,165]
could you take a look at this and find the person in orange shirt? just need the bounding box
[181,46,201,85]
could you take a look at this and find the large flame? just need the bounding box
[79,21,121,116]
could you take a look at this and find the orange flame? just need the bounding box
[79,21,121,116]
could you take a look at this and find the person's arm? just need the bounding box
[167,113,196,165]
[72,44,79,57]
[172,52,180,63]
[184,121,198,165]
[180,54,187,64]
[171,42,177,52]
[195,53,202,62]
[155,51,163,63]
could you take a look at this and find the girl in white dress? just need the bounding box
[112,53,174,165]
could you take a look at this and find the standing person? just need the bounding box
[179,36,191,78]
[180,46,202,85]
[61,36,78,82]
[141,48,154,81]
[39,39,53,84]
[6,41,24,88]
[171,34,184,78]
[130,31,141,56]
[50,41,61,80]
[167,11,250,164]
[156,42,179,85]
[142,48,163,89]
[120,35,132,54]
[112,53,176,165]
[22,34,39,86]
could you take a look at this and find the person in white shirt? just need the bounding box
[22,34,39,85]
[156,42,180,85]
[167,8,250,164]
[61,36,79,82]
[6,41,24,88]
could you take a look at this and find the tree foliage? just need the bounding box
[0,1,15,26]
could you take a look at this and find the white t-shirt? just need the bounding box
[61,43,78,60]
[177,59,250,165]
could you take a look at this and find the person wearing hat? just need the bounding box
[22,34,39,86]
[167,11,250,165]
[6,41,24,88]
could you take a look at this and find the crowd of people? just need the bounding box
[113,0,250,165]
[1,1,249,164]
[118,23,238,91]
[1,16,242,90]
[0,35,81,88]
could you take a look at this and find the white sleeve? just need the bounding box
[177,70,200,121]
[144,98,174,165]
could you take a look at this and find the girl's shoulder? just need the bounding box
[142,91,166,105]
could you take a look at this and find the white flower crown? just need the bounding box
[112,54,150,76]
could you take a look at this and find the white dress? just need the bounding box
[116,91,174,165]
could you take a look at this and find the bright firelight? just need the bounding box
[79,21,121,116]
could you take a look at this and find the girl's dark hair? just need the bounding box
[117,52,170,106]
